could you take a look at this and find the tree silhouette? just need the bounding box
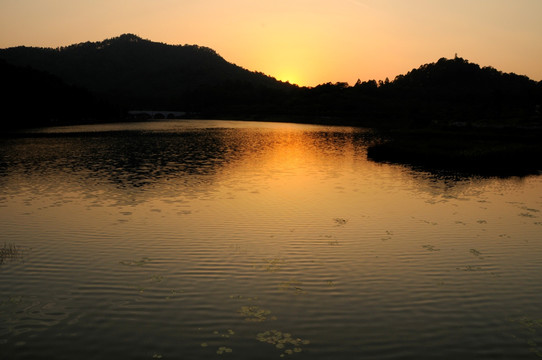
[1,37,540,128]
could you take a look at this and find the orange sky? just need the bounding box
[1,0,541,86]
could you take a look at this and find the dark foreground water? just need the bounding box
[1,120,542,359]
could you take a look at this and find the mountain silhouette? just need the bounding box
[294,56,540,126]
[0,34,294,115]
[0,59,115,128]
[384,56,540,126]
[0,35,540,128]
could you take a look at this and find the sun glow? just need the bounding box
[274,71,302,86]
[1,0,542,84]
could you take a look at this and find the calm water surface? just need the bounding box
[1,120,542,359]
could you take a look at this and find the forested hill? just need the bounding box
[0,34,295,112]
[282,56,541,127]
[0,34,540,128]
[384,56,541,126]
[0,59,113,129]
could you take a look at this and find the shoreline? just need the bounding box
[366,127,542,176]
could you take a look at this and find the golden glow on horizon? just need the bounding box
[1,0,542,86]
[275,71,301,86]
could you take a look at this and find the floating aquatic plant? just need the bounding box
[422,245,440,252]
[201,329,236,355]
[470,249,483,258]
[511,317,542,357]
[216,346,232,355]
[278,279,306,295]
[456,265,483,271]
[148,274,164,283]
[0,295,24,308]
[120,257,151,266]
[381,230,394,241]
[254,257,284,272]
[212,329,235,338]
[333,218,348,226]
[421,220,438,225]
[0,243,25,265]
[9,295,24,304]
[517,317,542,333]
[239,306,275,322]
[256,330,310,357]
[520,206,540,213]
[165,288,183,299]
[230,295,258,301]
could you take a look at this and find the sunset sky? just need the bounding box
[1,0,541,86]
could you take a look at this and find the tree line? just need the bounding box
[1,35,540,129]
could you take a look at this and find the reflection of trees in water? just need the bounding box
[2,127,527,204]
[0,132,237,206]
[2,132,232,176]
[0,129,374,205]
[0,243,24,265]
[8,127,522,204]
[2,129,369,180]
[397,164,531,201]
[81,132,238,187]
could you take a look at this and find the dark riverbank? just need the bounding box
[366,126,542,176]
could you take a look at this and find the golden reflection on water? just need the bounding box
[2,122,539,265]
[1,121,542,359]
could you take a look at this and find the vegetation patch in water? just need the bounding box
[278,279,306,295]
[511,317,542,357]
[148,274,164,283]
[520,206,540,213]
[200,329,236,356]
[333,218,348,226]
[216,346,233,355]
[212,329,235,339]
[422,245,440,252]
[470,249,483,258]
[239,306,276,322]
[120,257,151,266]
[256,330,310,357]
[0,243,26,265]
[456,265,483,271]
[254,257,284,272]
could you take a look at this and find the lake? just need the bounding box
[1,120,542,359]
